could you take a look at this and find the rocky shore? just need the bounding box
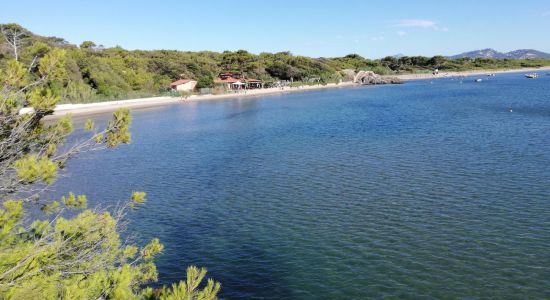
[354,71,403,85]
[340,69,403,85]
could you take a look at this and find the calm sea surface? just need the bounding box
[50,73,550,299]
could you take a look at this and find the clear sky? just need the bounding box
[1,0,549,58]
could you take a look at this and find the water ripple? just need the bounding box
[51,74,550,299]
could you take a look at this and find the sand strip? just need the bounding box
[46,82,356,118]
[41,66,550,118]
[388,66,550,81]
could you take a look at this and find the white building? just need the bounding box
[170,79,197,92]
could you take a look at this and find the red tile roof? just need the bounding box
[215,78,241,84]
[170,79,194,87]
[214,78,263,84]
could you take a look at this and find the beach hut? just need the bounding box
[245,79,263,89]
[170,79,197,92]
[214,77,240,90]
[214,73,263,90]
[232,80,246,90]
[219,72,243,80]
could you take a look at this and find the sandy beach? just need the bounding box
[45,82,356,118]
[388,66,550,81]
[43,66,550,118]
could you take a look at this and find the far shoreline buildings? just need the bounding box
[214,72,263,90]
[170,72,264,93]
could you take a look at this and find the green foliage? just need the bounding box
[1,60,27,89]
[142,266,220,300]
[361,65,393,75]
[221,49,257,72]
[38,48,67,80]
[0,200,23,241]
[179,91,192,99]
[60,80,98,104]
[106,108,132,147]
[14,155,58,184]
[41,200,60,214]
[130,191,147,209]
[61,192,87,208]
[79,40,96,49]
[26,86,60,111]
[2,23,549,104]
[0,200,165,299]
[195,75,214,89]
[141,238,164,260]
[84,118,95,131]
[0,29,221,299]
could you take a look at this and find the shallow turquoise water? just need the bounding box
[52,73,550,299]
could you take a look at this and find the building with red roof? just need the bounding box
[170,79,197,92]
[214,72,263,90]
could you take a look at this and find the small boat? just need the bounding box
[475,78,483,82]
[525,73,539,78]
[486,73,495,76]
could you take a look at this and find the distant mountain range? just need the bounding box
[449,49,550,59]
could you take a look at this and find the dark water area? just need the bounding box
[49,73,550,299]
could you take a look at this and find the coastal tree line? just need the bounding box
[1,23,549,104]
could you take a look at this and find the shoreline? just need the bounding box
[47,82,357,118]
[388,66,550,81]
[45,66,550,118]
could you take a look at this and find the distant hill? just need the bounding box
[505,49,550,59]
[450,48,550,59]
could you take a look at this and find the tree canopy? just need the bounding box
[1,23,549,104]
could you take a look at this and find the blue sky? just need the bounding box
[1,0,549,58]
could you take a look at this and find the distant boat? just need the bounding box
[525,73,539,78]
[486,73,495,76]
[475,78,483,82]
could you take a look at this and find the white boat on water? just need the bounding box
[475,78,483,82]
[525,73,539,78]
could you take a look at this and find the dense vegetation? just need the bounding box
[1,23,549,104]
[0,25,220,299]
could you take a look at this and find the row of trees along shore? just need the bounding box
[2,23,550,104]
[0,24,220,298]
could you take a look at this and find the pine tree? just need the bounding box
[0,30,219,300]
